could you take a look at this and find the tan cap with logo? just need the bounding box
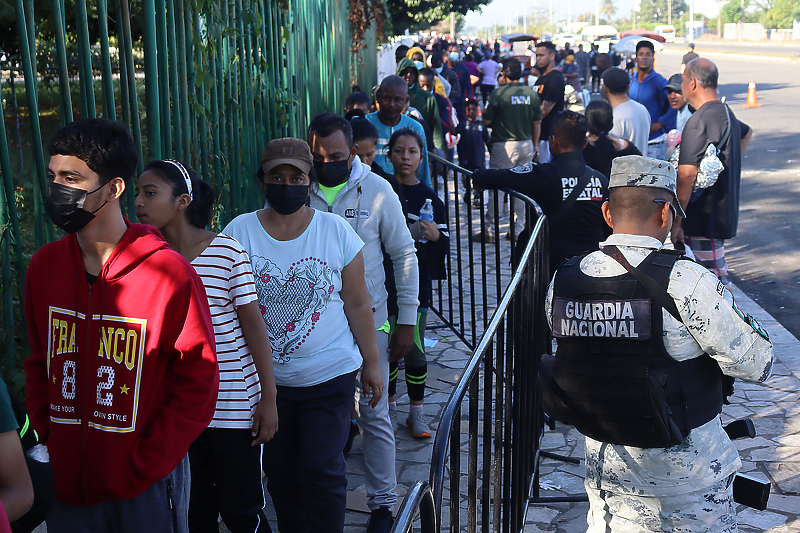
[261,138,313,175]
[609,155,686,218]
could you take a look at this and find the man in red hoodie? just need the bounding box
[23,118,219,532]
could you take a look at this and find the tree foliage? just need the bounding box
[761,0,800,28]
[721,0,750,23]
[350,0,389,54]
[601,0,618,22]
[637,0,689,24]
[386,0,492,34]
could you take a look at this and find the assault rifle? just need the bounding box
[724,419,771,510]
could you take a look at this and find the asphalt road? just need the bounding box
[663,41,800,59]
[656,51,800,338]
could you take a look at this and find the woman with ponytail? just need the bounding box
[582,100,642,179]
[135,160,278,532]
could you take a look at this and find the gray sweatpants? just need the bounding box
[354,329,397,511]
[486,140,535,237]
[47,455,190,533]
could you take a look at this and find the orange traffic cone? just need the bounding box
[743,79,761,108]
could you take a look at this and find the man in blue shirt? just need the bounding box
[366,75,432,187]
[628,40,676,160]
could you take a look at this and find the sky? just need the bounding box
[461,0,723,31]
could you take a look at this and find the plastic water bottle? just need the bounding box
[419,199,434,243]
[26,443,50,463]
[666,129,681,147]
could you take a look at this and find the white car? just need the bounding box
[655,25,676,43]
[553,34,579,49]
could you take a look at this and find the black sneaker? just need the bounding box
[343,420,360,454]
[366,506,393,533]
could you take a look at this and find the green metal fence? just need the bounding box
[0,0,378,386]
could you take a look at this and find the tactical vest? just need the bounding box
[542,249,725,448]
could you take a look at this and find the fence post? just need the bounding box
[75,0,97,118]
[13,0,48,249]
[50,0,74,126]
[142,0,162,160]
[1,97,21,366]
[97,0,116,121]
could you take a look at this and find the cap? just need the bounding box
[601,68,630,94]
[666,74,683,92]
[261,138,313,175]
[564,54,575,65]
[688,43,695,49]
[609,155,686,218]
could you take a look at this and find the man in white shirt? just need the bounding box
[603,68,650,155]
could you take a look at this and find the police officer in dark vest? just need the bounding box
[472,110,610,275]
[543,155,773,531]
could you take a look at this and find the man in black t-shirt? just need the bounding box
[672,58,753,284]
[533,41,565,163]
[472,111,610,275]
[681,43,699,74]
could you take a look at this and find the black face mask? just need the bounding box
[44,181,107,234]
[314,160,350,188]
[265,184,309,215]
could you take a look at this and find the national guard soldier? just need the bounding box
[542,155,773,532]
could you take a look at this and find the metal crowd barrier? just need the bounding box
[392,153,552,532]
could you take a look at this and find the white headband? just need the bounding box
[165,159,193,200]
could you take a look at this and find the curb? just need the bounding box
[661,48,799,63]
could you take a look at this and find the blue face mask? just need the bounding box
[414,60,424,70]
[434,66,443,74]
[448,52,459,62]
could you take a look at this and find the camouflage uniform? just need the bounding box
[546,235,773,532]
[545,156,774,532]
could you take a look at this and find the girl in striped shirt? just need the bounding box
[135,160,278,533]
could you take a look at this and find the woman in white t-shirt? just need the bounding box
[134,159,278,532]
[223,138,383,533]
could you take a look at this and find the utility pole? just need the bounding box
[450,11,455,39]
[739,0,744,40]
[668,0,673,25]
[524,1,528,33]
[595,0,600,25]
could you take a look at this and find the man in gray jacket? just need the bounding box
[307,112,419,533]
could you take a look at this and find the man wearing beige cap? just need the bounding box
[543,155,773,532]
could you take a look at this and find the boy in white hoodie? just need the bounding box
[307,112,419,533]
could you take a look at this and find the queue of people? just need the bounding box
[6,26,771,533]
